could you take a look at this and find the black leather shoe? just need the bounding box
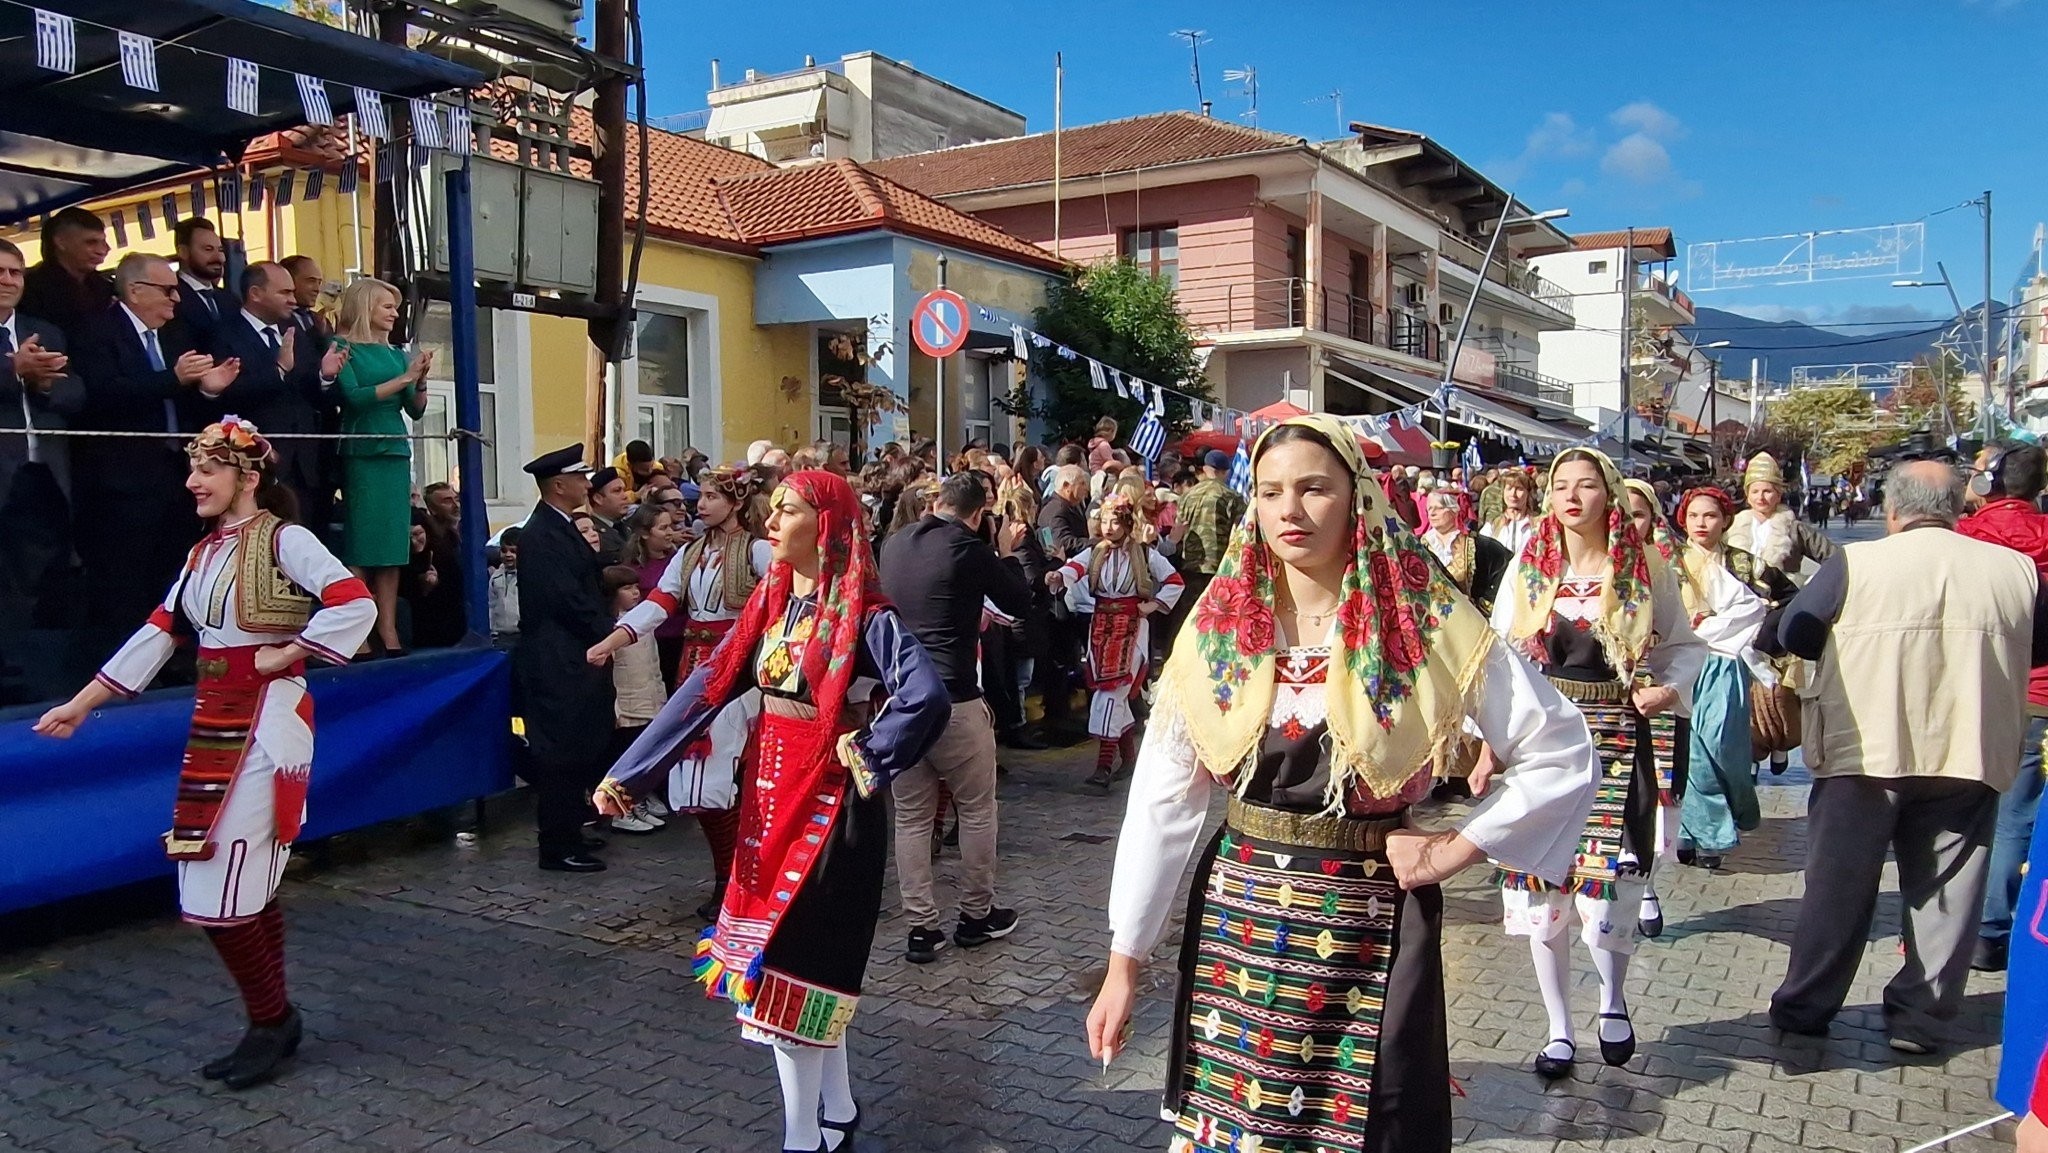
[539,854,606,873]
[203,1028,264,1080]
[1972,935,2009,973]
[695,885,726,922]
[219,1008,302,1090]
[820,1104,861,1150]
[1597,1012,1636,1066]
[1533,1039,1575,1080]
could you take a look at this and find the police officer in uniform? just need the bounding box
[515,446,616,873]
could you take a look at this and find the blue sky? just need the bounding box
[638,0,2044,329]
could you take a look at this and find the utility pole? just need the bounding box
[1981,189,1998,426]
[589,0,628,460]
[1620,226,1634,470]
[1052,53,1062,260]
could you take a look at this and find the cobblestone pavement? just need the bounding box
[0,522,2021,1153]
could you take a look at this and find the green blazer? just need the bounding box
[335,340,425,458]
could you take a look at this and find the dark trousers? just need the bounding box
[1037,612,1087,727]
[531,752,606,858]
[1770,775,1999,1042]
[1983,716,2047,940]
[983,624,1024,734]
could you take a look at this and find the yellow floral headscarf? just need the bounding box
[1156,414,1495,809]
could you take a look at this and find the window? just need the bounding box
[815,327,861,451]
[411,302,501,501]
[963,356,1001,447]
[1122,225,1179,287]
[632,311,695,459]
[1588,260,1609,275]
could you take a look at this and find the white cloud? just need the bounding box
[1609,101,1683,142]
[1490,111,1596,183]
[1602,133,1674,184]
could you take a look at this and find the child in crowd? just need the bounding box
[488,526,522,649]
[602,565,668,834]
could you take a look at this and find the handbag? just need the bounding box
[1749,681,1803,759]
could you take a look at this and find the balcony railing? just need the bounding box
[1182,278,1442,362]
[1438,233,1576,320]
[1635,272,1695,319]
[1495,363,1577,407]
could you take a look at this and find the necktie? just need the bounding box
[144,329,178,435]
[265,328,281,354]
[3,326,32,464]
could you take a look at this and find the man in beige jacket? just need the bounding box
[1768,460,2048,1054]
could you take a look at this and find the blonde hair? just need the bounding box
[335,277,401,344]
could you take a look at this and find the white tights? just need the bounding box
[1528,933,1634,1057]
[771,1037,857,1151]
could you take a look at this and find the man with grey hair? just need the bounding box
[1769,459,2048,1055]
[1035,462,1092,738]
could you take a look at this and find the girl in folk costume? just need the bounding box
[1085,416,1602,1153]
[1728,451,1837,576]
[1050,490,1185,790]
[589,466,771,918]
[1674,487,1784,868]
[34,417,376,1089]
[1620,478,1698,936]
[1489,450,1705,1081]
[593,471,947,1153]
[1480,467,1539,559]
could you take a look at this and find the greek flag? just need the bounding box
[1129,410,1166,463]
[218,171,241,214]
[159,192,179,226]
[227,58,261,115]
[411,99,445,150]
[1087,359,1108,391]
[1462,440,1481,479]
[353,89,389,139]
[34,9,75,73]
[448,105,474,156]
[275,169,296,205]
[338,153,358,194]
[296,74,333,125]
[118,31,157,91]
[304,167,324,201]
[1227,439,1252,496]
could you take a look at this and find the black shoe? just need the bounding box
[1695,854,1722,871]
[695,885,726,922]
[539,854,606,873]
[1084,767,1112,792]
[998,727,1049,751]
[1533,1039,1575,1080]
[1596,1012,1635,1066]
[1768,753,1790,776]
[1769,1010,1831,1038]
[218,1008,302,1090]
[1638,895,1663,940]
[203,1025,269,1080]
[820,1104,860,1150]
[941,820,959,849]
[906,925,948,964]
[1676,847,1697,867]
[955,907,1019,948]
[1971,936,2009,973]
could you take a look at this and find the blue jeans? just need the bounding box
[1982,714,2047,940]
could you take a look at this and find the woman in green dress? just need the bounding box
[334,277,432,655]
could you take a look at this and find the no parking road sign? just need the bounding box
[911,289,970,358]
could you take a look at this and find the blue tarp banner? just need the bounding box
[0,648,512,915]
[1997,807,2048,1117]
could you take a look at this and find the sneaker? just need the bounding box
[609,810,660,834]
[633,799,667,829]
[1887,1035,1936,1056]
[644,795,671,818]
[955,907,1020,948]
[906,925,948,964]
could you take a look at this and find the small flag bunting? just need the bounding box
[338,154,359,195]
[227,58,260,115]
[110,210,128,247]
[304,168,325,201]
[34,9,75,73]
[137,201,156,240]
[247,172,266,211]
[448,105,474,156]
[219,170,241,213]
[352,88,388,139]
[296,74,333,125]
[275,169,296,205]
[411,99,445,150]
[1087,359,1109,391]
[160,193,179,226]
[188,181,207,217]
[117,31,157,91]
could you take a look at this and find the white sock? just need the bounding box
[1529,931,1575,1056]
[772,1042,825,1151]
[820,1037,856,1136]
[1639,887,1662,925]
[1591,946,1632,1041]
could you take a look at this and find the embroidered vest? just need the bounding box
[183,511,317,635]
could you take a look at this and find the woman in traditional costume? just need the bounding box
[1728,452,1837,576]
[592,470,947,1153]
[1672,486,1784,868]
[1420,490,1512,614]
[35,416,376,1089]
[1050,490,1185,790]
[588,466,772,919]
[1084,415,1602,1152]
[1480,467,1539,559]
[1490,449,1705,1080]
[1619,478,1701,937]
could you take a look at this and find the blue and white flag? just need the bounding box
[1129,410,1167,463]
[109,210,127,247]
[227,58,261,115]
[159,192,179,226]
[1150,384,1166,417]
[274,169,297,205]
[118,31,157,91]
[296,74,333,125]
[187,180,207,217]
[1226,439,1253,496]
[218,170,241,214]
[448,104,474,156]
[411,98,445,150]
[304,167,325,201]
[34,10,75,73]
[338,153,359,194]
[1462,440,1482,479]
[353,89,389,140]
[1087,359,1109,391]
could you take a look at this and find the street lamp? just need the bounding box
[1688,339,1731,471]
[1895,259,1992,435]
[1437,201,1569,464]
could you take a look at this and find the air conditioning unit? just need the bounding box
[1402,283,1426,307]
[1438,302,1456,324]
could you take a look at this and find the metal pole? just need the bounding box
[936,254,948,471]
[1981,190,1997,426]
[1438,196,1519,459]
[1708,358,1718,472]
[1052,54,1063,260]
[1620,226,1634,470]
[444,167,489,641]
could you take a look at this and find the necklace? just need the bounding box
[1280,589,1342,629]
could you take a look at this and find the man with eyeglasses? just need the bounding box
[69,253,238,677]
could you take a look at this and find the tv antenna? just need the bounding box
[1307,89,1344,136]
[1222,65,1258,127]
[1172,29,1210,115]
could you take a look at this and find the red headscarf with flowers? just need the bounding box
[1505,448,1660,679]
[1155,414,1495,808]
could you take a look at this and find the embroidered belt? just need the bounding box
[196,644,304,686]
[1545,674,1629,703]
[1224,797,1402,853]
[1093,595,1143,617]
[683,619,735,643]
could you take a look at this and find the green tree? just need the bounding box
[285,0,344,25]
[1022,260,1213,443]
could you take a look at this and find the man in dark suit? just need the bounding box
[0,236,84,701]
[282,255,342,538]
[67,253,236,676]
[209,262,345,532]
[172,217,235,356]
[19,207,113,340]
[514,446,617,873]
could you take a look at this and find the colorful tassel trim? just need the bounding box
[691,929,765,1005]
[1493,868,1617,902]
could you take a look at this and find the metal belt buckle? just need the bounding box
[196,657,230,680]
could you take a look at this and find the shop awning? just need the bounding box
[707,90,825,138]
[1445,387,1586,447]
[0,0,482,223]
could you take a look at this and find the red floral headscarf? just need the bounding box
[1505,448,1659,678]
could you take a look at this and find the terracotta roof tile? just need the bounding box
[1570,227,1676,257]
[868,110,1306,198]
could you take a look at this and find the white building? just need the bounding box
[688,52,1025,165]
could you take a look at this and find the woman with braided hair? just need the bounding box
[1049,489,1184,790]
[35,416,376,1089]
[1084,416,1600,1152]
[1490,450,1706,1080]
[588,466,772,919]
[593,471,947,1152]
